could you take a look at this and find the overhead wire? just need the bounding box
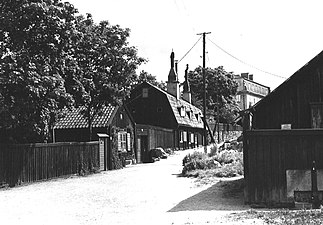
[178,36,202,63]
[207,37,286,79]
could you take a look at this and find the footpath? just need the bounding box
[0,147,253,225]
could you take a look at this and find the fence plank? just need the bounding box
[0,142,99,187]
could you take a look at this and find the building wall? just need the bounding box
[235,77,270,110]
[126,83,177,129]
[253,59,323,129]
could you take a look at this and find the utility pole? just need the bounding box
[197,32,211,153]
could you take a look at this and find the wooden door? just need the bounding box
[140,136,149,163]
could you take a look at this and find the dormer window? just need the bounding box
[187,111,191,119]
[178,106,185,117]
[195,113,200,122]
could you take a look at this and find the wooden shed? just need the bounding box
[244,50,323,207]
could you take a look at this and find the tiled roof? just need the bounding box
[145,82,204,129]
[166,94,204,129]
[54,105,116,129]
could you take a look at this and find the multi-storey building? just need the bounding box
[234,73,270,110]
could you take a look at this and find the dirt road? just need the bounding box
[0,148,253,225]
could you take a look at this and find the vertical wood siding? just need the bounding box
[0,142,99,187]
[244,129,323,206]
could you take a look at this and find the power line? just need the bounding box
[178,36,202,63]
[207,37,286,79]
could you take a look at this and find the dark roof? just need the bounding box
[143,82,204,129]
[54,105,116,129]
[253,49,323,109]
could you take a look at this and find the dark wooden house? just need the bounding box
[244,50,323,207]
[126,52,205,162]
[53,104,136,169]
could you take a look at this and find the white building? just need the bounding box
[234,73,270,110]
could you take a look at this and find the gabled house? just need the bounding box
[53,104,136,169]
[126,52,205,162]
[243,50,323,207]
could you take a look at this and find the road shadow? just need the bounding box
[168,177,249,212]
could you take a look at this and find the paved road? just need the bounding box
[0,148,246,225]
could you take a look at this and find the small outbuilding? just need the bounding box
[244,50,323,207]
[53,104,136,169]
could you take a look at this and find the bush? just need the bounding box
[214,150,243,165]
[182,151,221,175]
[182,149,243,178]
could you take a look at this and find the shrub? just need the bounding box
[214,150,243,165]
[182,149,244,178]
[214,160,244,177]
[182,151,221,175]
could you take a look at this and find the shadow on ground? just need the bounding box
[168,177,249,212]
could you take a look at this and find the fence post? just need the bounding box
[97,134,109,171]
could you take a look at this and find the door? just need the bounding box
[139,135,149,163]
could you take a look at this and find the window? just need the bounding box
[183,131,187,142]
[195,113,199,122]
[142,88,148,98]
[186,111,191,119]
[236,95,241,103]
[118,131,131,152]
[178,106,185,117]
[179,131,183,143]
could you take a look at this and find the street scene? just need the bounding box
[0,148,249,225]
[2,1,323,224]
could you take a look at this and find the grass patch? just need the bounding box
[182,146,243,179]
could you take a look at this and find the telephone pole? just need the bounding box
[197,32,211,153]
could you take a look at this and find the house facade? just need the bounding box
[234,73,270,110]
[126,52,205,162]
[53,105,136,169]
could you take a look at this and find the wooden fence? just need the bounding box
[0,142,100,187]
[244,129,323,206]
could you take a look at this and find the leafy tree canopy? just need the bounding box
[0,0,78,143]
[136,70,166,90]
[0,0,145,143]
[188,66,239,123]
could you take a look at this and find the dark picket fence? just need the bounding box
[0,142,100,187]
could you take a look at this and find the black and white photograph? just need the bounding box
[1,0,323,224]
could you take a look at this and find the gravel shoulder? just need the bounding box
[0,148,261,225]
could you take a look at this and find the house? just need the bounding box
[234,73,270,110]
[53,104,136,169]
[243,50,323,207]
[126,52,205,162]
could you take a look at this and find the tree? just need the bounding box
[68,14,145,140]
[188,66,239,124]
[136,70,166,90]
[0,0,78,143]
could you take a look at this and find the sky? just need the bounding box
[66,0,323,91]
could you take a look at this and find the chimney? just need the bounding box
[241,73,249,79]
[183,64,192,103]
[167,51,180,99]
